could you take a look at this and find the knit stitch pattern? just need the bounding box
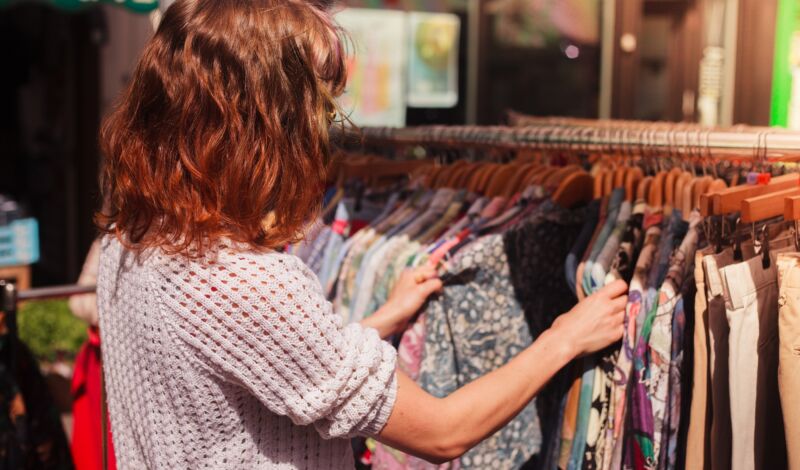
[97,237,398,469]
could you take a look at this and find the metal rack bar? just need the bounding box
[334,122,800,160]
[17,284,96,302]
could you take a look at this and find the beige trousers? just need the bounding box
[685,248,713,470]
[778,253,800,470]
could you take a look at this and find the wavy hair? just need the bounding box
[98,0,346,256]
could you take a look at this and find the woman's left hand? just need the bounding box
[360,264,443,338]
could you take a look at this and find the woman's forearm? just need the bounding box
[438,328,575,452]
[359,303,407,339]
[378,327,576,463]
[377,281,626,464]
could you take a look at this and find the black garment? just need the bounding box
[608,208,645,284]
[0,322,73,470]
[504,202,583,469]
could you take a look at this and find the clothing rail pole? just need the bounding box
[1,281,18,376]
[337,125,800,161]
[17,285,96,302]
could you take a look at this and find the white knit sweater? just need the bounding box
[97,236,398,469]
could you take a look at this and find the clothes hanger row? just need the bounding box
[333,125,800,226]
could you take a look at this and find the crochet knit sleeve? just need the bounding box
[158,250,398,439]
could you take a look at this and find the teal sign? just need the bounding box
[0,0,158,13]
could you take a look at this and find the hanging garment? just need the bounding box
[623,209,690,469]
[504,201,584,468]
[666,265,698,470]
[607,208,663,470]
[580,200,633,470]
[419,233,542,469]
[583,190,625,296]
[718,246,790,470]
[566,359,594,470]
[319,201,354,288]
[0,310,73,469]
[565,200,601,294]
[590,200,633,290]
[558,373,583,470]
[684,247,714,470]
[703,250,737,470]
[372,312,458,470]
[576,196,611,301]
[71,327,116,470]
[605,201,646,285]
[776,252,800,470]
[647,213,700,466]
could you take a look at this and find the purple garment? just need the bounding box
[608,209,663,470]
[664,297,686,470]
[623,293,658,469]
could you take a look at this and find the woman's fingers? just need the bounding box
[413,265,439,284]
[600,279,628,299]
[420,278,443,295]
[610,295,629,313]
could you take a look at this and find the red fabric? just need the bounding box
[350,219,369,235]
[71,327,117,470]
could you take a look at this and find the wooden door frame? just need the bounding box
[611,0,703,122]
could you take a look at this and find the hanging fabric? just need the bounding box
[299,121,800,470]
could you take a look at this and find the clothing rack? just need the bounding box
[333,120,800,160]
[0,281,96,363]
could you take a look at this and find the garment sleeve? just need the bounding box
[159,251,398,439]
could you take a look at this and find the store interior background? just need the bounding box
[0,0,797,287]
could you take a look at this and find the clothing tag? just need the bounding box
[747,172,772,185]
[331,219,348,235]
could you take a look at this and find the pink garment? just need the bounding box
[398,314,426,380]
[372,315,459,470]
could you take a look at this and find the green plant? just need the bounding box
[17,300,87,362]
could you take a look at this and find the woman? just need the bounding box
[96,1,628,468]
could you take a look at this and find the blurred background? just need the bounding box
[0,0,798,466]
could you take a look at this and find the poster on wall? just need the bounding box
[335,8,407,127]
[407,12,460,108]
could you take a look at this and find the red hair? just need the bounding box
[98,0,346,256]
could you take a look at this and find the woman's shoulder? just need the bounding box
[99,236,322,296]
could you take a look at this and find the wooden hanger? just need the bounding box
[784,195,800,221]
[594,168,609,198]
[741,187,800,223]
[636,176,653,202]
[464,163,486,192]
[603,168,616,197]
[427,164,449,188]
[675,171,694,219]
[648,171,667,208]
[624,167,644,202]
[698,179,728,217]
[553,171,594,209]
[613,167,627,190]
[711,173,800,216]
[436,160,469,188]
[454,163,477,189]
[504,163,537,197]
[664,167,682,209]
[440,164,461,188]
[691,176,713,210]
[513,163,543,194]
[530,166,559,186]
[485,164,522,197]
[478,163,506,193]
[544,165,582,192]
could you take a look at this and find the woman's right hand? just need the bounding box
[551,279,628,358]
